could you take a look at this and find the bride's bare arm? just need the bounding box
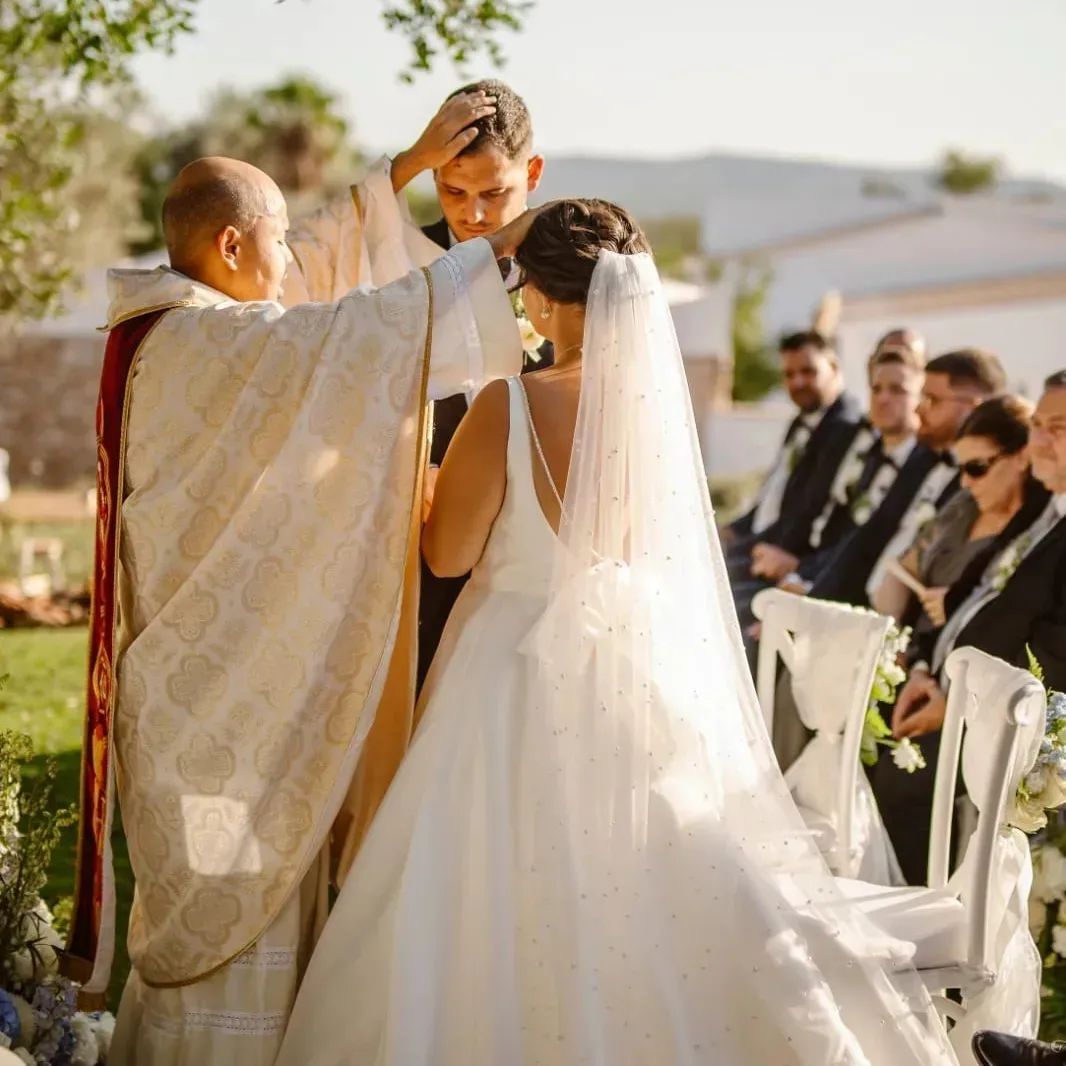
[422,379,510,577]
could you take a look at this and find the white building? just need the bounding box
[697,192,1066,480]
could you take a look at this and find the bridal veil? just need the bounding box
[515,249,959,1066]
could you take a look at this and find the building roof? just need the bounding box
[822,199,1066,299]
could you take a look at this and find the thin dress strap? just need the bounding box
[517,379,565,512]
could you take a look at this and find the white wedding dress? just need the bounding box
[276,253,957,1066]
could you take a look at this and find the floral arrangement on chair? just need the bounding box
[0,678,114,1065]
[1014,651,1066,1039]
[852,610,926,774]
[1011,652,1066,835]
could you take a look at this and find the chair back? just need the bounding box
[752,589,891,873]
[932,647,1046,975]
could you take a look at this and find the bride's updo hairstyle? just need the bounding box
[515,199,651,306]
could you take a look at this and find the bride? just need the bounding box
[276,201,957,1066]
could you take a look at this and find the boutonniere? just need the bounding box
[511,291,545,361]
[911,498,938,532]
[991,531,1033,592]
[850,493,874,526]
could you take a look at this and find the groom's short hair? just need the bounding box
[447,79,533,160]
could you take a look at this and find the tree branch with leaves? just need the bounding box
[0,0,534,324]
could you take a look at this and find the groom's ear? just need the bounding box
[526,155,545,192]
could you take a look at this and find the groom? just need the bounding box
[415,79,553,693]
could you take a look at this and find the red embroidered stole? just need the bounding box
[66,309,167,989]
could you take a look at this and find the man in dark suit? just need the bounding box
[872,371,1066,885]
[724,330,863,587]
[413,79,552,693]
[805,349,1007,608]
[746,335,925,596]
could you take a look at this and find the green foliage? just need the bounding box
[0,628,136,1008]
[135,75,365,252]
[642,217,702,280]
[1029,644,1046,685]
[383,0,531,83]
[935,148,1001,196]
[0,676,76,973]
[728,266,780,403]
[3,0,535,320]
[0,1,193,322]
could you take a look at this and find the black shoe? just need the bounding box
[973,1031,1066,1066]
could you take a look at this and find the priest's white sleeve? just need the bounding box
[282,156,440,306]
[425,238,522,401]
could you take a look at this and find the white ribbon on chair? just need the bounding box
[784,614,906,885]
[948,827,1040,1060]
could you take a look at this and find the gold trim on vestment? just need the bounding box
[98,299,194,332]
[67,311,169,1005]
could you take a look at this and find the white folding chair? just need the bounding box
[834,647,1046,1050]
[753,588,898,880]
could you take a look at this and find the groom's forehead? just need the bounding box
[437,146,528,188]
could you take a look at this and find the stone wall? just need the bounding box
[0,333,104,488]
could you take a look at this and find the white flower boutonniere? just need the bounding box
[510,291,545,361]
[911,498,937,533]
[850,494,874,526]
[992,531,1033,592]
[517,316,545,358]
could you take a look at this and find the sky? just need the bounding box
[131,0,1066,182]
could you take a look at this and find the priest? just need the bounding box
[67,96,528,1065]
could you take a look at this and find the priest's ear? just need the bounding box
[217,225,243,271]
[526,154,545,193]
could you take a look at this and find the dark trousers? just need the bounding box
[416,562,468,696]
[870,729,952,886]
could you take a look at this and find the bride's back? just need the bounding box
[421,200,650,584]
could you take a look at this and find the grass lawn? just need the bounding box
[0,626,133,1011]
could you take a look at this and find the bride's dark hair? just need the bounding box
[515,199,651,306]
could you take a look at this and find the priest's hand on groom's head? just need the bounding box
[391,91,497,192]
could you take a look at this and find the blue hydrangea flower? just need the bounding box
[0,989,20,1047]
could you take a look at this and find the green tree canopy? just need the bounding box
[0,0,533,323]
[134,76,364,253]
[935,149,1002,196]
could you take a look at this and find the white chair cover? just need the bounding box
[753,590,904,883]
[833,648,1046,1065]
[935,649,1045,1058]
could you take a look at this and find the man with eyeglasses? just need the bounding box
[806,349,1006,607]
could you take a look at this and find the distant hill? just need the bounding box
[531,151,1066,224]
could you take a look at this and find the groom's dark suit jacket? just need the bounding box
[417,217,554,694]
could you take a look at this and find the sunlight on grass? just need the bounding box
[0,627,132,1009]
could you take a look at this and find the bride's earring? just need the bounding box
[540,305,552,320]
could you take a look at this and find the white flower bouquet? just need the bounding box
[853,611,926,774]
[1009,652,1066,834]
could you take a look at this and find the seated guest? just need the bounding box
[805,348,1006,608]
[749,341,924,593]
[872,374,1066,885]
[872,395,1035,629]
[722,330,862,580]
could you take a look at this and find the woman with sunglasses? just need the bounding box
[868,394,1049,888]
[873,394,1042,628]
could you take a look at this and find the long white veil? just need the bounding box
[516,249,958,1065]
